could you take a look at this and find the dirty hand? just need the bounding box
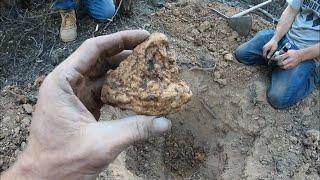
[263,38,278,60]
[275,49,303,69]
[2,30,171,180]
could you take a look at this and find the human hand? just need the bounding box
[275,49,303,69]
[2,30,171,180]
[263,38,278,60]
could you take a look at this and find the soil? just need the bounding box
[1,0,319,179]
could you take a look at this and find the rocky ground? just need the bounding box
[1,0,319,179]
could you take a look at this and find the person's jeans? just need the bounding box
[55,0,115,21]
[234,29,319,109]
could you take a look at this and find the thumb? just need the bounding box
[97,115,171,155]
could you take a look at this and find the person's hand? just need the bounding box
[2,30,171,180]
[263,38,278,60]
[275,49,303,69]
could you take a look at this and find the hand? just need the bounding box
[2,30,171,179]
[275,49,303,69]
[263,38,278,60]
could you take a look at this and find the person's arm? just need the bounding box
[298,43,320,61]
[263,5,299,59]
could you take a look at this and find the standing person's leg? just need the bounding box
[55,0,77,42]
[83,0,116,21]
[55,0,76,10]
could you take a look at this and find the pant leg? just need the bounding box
[55,0,76,10]
[266,39,318,109]
[234,29,287,66]
[83,0,115,21]
[267,60,317,109]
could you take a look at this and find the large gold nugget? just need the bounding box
[101,33,192,115]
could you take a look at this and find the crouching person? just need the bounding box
[234,0,320,109]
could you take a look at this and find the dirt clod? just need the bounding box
[101,33,192,115]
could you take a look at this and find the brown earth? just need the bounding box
[1,0,319,179]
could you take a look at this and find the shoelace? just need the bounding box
[61,11,76,28]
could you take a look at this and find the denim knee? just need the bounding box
[267,89,289,109]
[234,45,250,65]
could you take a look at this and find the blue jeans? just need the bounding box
[235,29,319,109]
[55,0,115,21]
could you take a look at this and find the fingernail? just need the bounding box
[153,117,171,132]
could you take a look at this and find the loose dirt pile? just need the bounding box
[1,0,319,179]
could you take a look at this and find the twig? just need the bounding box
[101,0,124,31]
[200,99,216,119]
[189,64,216,72]
[21,11,59,19]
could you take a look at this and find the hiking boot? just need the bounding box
[60,9,77,42]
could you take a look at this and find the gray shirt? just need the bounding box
[287,0,320,49]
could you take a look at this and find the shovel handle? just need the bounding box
[232,0,273,18]
[208,7,229,19]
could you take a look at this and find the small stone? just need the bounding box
[21,142,27,150]
[198,21,211,32]
[21,117,31,126]
[224,53,234,61]
[3,116,10,122]
[214,78,227,86]
[22,104,33,114]
[303,107,312,116]
[17,94,27,104]
[191,28,200,35]
[0,132,5,140]
[305,129,319,142]
[33,75,46,88]
[214,71,221,79]
[289,136,298,144]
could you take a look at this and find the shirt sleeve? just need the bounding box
[287,0,302,10]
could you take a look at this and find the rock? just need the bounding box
[303,107,312,116]
[214,71,221,79]
[191,28,200,35]
[22,104,33,114]
[3,116,10,122]
[289,136,298,144]
[305,129,319,142]
[224,53,234,62]
[21,117,31,126]
[21,142,27,150]
[16,94,27,104]
[33,75,45,88]
[214,78,227,86]
[198,21,211,32]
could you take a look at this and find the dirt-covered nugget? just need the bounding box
[101,33,192,115]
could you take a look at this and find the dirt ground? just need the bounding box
[1,0,319,179]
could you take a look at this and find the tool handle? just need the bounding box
[208,7,229,19]
[232,0,272,18]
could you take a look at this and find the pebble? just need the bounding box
[22,104,33,114]
[289,136,298,144]
[191,28,200,35]
[198,21,211,32]
[302,107,312,116]
[224,53,234,62]
[3,116,10,122]
[21,117,31,126]
[17,94,27,104]
[214,78,227,86]
[305,129,319,142]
